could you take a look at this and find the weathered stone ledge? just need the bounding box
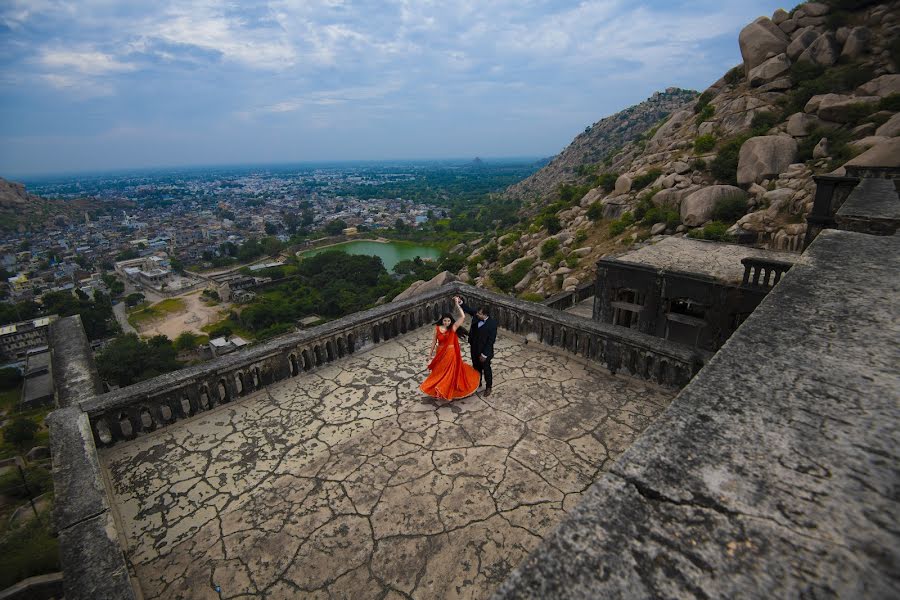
[492,229,900,598]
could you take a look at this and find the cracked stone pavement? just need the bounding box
[100,328,673,599]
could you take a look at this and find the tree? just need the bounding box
[325,220,348,236]
[0,367,22,390]
[3,418,38,448]
[174,332,201,351]
[96,334,181,387]
[264,222,278,235]
[125,293,145,307]
[394,218,409,232]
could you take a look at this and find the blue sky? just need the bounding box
[0,0,785,177]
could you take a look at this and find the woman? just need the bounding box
[419,298,480,400]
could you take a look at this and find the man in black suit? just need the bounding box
[455,296,497,397]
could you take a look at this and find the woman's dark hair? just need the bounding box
[435,313,468,340]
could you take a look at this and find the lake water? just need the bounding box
[300,240,442,271]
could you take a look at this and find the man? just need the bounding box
[455,296,497,397]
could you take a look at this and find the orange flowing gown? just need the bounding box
[420,326,481,400]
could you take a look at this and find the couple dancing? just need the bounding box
[419,296,497,400]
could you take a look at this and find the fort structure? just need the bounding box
[41,170,898,599]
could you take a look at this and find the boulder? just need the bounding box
[841,26,872,59]
[500,256,529,274]
[800,2,829,17]
[649,109,693,149]
[786,112,823,136]
[786,27,820,60]
[835,26,850,44]
[650,222,667,236]
[562,276,579,289]
[737,136,799,185]
[797,15,827,27]
[779,19,798,35]
[759,77,793,92]
[613,174,632,195]
[855,74,900,97]
[763,188,794,212]
[772,8,789,24]
[798,32,840,67]
[680,185,746,227]
[652,186,697,210]
[671,161,690,174]
[849,136,890,151]
[748,53,792,87]
[552,266,572,276]
[815,94,880,123]
[514,271,534,293]
[573,247,592,257]
[843,137,900,168]
[660,174,677,189]
[739,17,790,72]
[813,137,830,159]
[579,187,603,208]
[392,271,456,302]
[875,113,900,137]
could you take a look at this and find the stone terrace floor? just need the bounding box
[100,327,674,600]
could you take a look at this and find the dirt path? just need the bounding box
[137,291,230,340]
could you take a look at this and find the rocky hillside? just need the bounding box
[505,87,698,203]
[455,0,900,300]
[0,177,127,232]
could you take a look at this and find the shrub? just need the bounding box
[797,126,854,162]
[710,134,751,185]
[633,189,658,221]
[587,202,604,221]
[693,90,715,113]
[608,212,635,236]
[0,515,59,589]
[781,61,875,117]
[479,243,499,264]
[0,367,21,390]
[712,193,749,223]
[696,103,715,123]
[750,111,779,135]
[208,325,232,339]
[642,207,681,229]
[691,158,707,171]
[879,93,900,112]
[499,232,520,247]
[491,259,534,293]
[724,65,744,85]
[841,102,878,125]
[541,214,562,234]
[574,229,588,244]
[565,255,579,269]
[499,248,519,266]
[596,172,618,192]
[519,292,544,302]
[540,238,560,259]
[174,331,201,351]
[631,169,662,191]
[687,221,732,242]
[3,418,38,447]
[694,134,716,153]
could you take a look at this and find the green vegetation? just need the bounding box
[540,214,562,234]
[491,259,534,293]
[693,90,715,114]
[631,169,662,191]
[694,134,716,153]
[879,93,900,112]
[124,292,145,307]
[724,65,744,85]
[0,301,40,327]
[691,158,707,171]
[127,297,186,328]
[712,193,749,223]
[750,111,779,135]
[696,103,715,123]
[3,419,37,448]
[174,331,204,351]
[780,60,875,118]
[0,511,59,590]
[710,133,753,185]
[519,292,544,303]
[540,238,560,259]
[596,172,618,192]
[96,334,182,387]
[587,202,604,221]
[687,221,732,242]
[574,229,588,245]
[609,211,636,236]
[797,126,855,163]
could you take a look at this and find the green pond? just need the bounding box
[301,240,441,271]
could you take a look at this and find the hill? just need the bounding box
[455,0,900,299]
[0,177,131,232]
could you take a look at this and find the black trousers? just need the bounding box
[470,348,492,388]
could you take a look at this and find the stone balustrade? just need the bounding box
[541,280,596,311]
[79,283,704,448]
[740,257,793,289]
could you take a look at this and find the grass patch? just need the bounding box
[0,385,21,413]
[0,506,60,589]
[712,193,749,223]
[694,134,716,153]
[127,297,187,328]
[608,211,636,236]
[687,221,732,242]
[0,408,50,461]
[519,292,544,302]
[201,317,255,341]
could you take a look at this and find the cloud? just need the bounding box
[40,48,136,75]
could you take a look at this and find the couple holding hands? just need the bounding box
[419,296,497,400]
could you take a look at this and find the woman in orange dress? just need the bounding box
[420,299,481,400]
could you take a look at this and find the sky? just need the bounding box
[0,0,786,177]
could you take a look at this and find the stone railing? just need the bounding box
[82,286,459,447]
[460,285,705,387]
[740,257,793,289]
[541,280,596,311]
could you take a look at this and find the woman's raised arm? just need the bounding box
[451,301,465,331]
